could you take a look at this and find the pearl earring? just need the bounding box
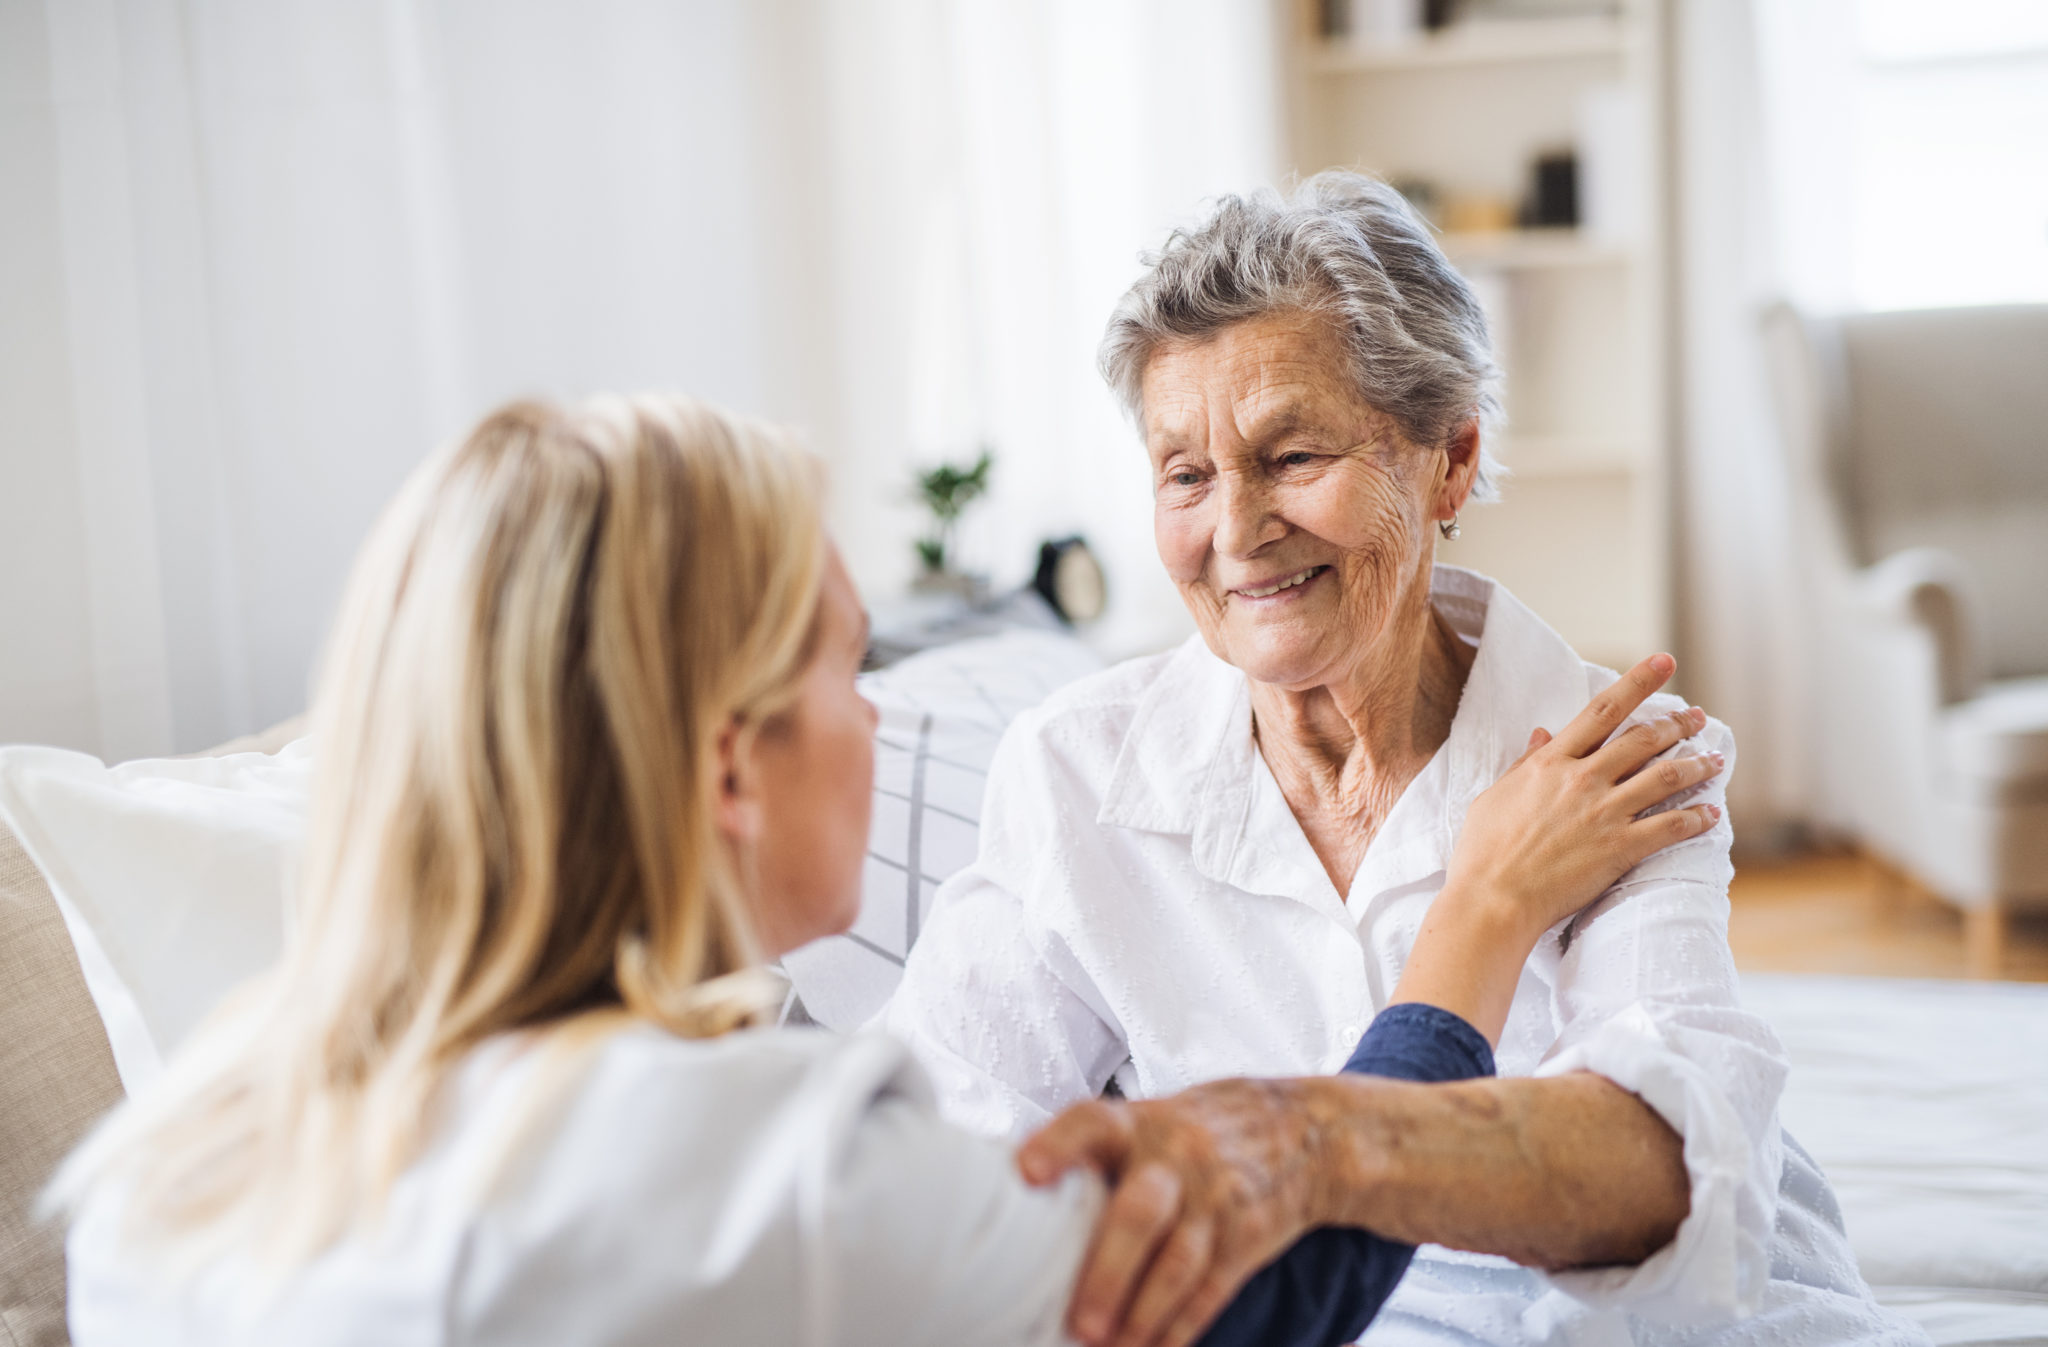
[1439,515,1461,541]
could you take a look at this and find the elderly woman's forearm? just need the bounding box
[1306,1071,1689,1270]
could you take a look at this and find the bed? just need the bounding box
[1740,973,2048,1346]
[5,632,2046,1344]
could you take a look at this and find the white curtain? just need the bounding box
[1670,0,1806,843]
[1,0,1282,759]
[808,0,1282,659]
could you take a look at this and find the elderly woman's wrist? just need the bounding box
[1295,1075,1408,1230]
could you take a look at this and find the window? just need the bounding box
[1849,0,2048,309]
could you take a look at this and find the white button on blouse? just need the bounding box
[884,566,1921,1345]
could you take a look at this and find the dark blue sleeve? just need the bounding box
[1194,1004,1495,1347]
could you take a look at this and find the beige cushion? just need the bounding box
[0,716,303,1347]
[0,817,122,1347]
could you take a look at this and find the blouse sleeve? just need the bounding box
[880,709,1130,1140]
[1531,705,1789,1324]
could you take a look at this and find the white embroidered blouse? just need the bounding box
[883,566,1919,1345]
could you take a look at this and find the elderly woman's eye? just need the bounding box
[1279,450,1314,467]
[1168,469,1202,487]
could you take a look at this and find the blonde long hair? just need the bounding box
[49,394,827,1268]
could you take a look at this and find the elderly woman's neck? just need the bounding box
[1250,601,1475,831]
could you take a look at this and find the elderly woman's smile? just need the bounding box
[1143,311,1462,695]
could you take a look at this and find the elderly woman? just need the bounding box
[886,174,1919,1347]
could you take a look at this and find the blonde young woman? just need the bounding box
[51,395,1724,1347]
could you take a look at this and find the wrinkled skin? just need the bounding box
[1144,311,1458,695]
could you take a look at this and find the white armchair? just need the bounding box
[1763,302,2048,975]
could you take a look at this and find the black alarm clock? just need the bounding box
[1032,537,1107,625]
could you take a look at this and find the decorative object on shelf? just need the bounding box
[910,447,993,592]
[1031,537,1108,626]
[1442,194,1519,234]
[1520,149,1580,228]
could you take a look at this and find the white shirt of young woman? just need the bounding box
[66,1027,1097,1347]
[883,564,1923,1347]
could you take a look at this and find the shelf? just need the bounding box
[1311,15,1627,73]
[1438,228,1632,271]
[1495,437,1639,478]
[1296,2,1670,665]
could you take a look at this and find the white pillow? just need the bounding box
[781,628,1103,1030]
[0,625,1102,1091]
[0,741,311,1092]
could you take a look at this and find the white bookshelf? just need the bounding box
[1437,227,1631,270]
[1284,0,1672,674]
[1309,14,1628,71]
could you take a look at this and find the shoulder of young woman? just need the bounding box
[457,1024,1093,1345]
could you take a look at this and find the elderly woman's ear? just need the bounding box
[1436,418,1484,526]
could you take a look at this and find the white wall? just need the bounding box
[0,0,102,755]
[0,0,1280,759]
[1,0,824,756]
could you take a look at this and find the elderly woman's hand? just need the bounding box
[1016,1075,1344,1347]
[1392,652,1723,1043]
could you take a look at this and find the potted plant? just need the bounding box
[911,447,993,594]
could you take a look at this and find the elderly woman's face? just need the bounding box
[1142,314,1448,690]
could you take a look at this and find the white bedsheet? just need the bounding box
[1741,973,2048,1346]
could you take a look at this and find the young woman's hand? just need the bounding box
[1392,653,1724,1042]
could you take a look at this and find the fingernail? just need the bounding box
[1651,653,1675,673]
[1708,752,1725,768]
[1707,804,1722,821]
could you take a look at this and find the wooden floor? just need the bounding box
[1728,849,2048,983]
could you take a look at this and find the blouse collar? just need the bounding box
[1097,565,1593,915]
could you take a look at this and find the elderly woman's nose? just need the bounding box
[1211,473,1282,558]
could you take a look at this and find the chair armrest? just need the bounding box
[1852,547,1985,704]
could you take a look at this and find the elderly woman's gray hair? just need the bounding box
[1100,171,1505,501]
